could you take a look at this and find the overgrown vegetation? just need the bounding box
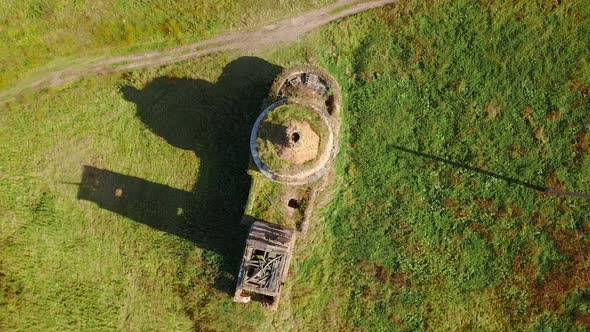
[2,0,590,330]
[256,103,328,172]
[244,174,310,230]
[0,0,333,90]
[245,175,287,226]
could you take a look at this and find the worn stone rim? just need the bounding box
[250,99,337,185]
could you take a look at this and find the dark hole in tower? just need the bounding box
[291,132,300,143]
[325,95,334,115]
[288,199,300,209]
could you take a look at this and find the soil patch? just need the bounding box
[441,198,469,219]
[573,130,589,163]
[547,110,561,121]
[279,121,319,165]
[486,102,502,119]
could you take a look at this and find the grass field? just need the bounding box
[2,0,590,330]
[0,0,333,90]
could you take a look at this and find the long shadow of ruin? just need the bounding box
[77,57,283,295]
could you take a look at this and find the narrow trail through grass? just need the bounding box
[0,0,397,105]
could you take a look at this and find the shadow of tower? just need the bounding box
[77,57,283,293]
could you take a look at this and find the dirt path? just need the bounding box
[0,0,397,104]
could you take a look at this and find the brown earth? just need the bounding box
[441,198,470,219]
[485,102,502,120]
[547,110,562,121]
[279,121,319,165]
[506,224,590,327]
[573,130,589,163]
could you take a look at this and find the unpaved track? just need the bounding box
[0,0,397,104]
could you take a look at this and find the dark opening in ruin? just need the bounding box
[325,96,334,115]
[288,199,300,209]
[291,132,300,143]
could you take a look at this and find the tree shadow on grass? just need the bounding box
[77,57,283,297]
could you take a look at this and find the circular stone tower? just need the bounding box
[250,65,342,185]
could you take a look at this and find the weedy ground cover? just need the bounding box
[0,0,333,90]
[1,0,590,330]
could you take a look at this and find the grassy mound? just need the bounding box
[256,103,330,174]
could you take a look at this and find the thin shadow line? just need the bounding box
[389,145,590,199]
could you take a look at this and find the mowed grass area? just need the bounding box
[0,0,333,90]
[2,0,590,330]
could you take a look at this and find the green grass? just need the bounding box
[243,173,310,230]
[2,0,590,330]
[244,174,286,226]
[0,54,280,330]
[312,1,590,330]
[0,0,334,90]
